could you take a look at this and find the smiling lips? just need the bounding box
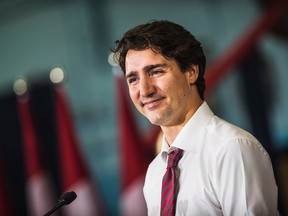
[141,97,165,109]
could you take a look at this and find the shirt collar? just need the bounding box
[160,101,214,161]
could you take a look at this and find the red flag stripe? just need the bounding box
[54,86,88,188]
[17,95,56,216]
[54,85,107,215]
[17,96,42,177]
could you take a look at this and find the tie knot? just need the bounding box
[167,148,183,168]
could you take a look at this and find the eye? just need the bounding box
[127,77,138,85]
[151,70,163,77]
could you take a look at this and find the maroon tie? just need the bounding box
[161,148,184,216]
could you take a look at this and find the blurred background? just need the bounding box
[0,0,287,215]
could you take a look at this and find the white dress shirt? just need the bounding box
[143,102,278,216]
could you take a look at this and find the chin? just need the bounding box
[147,117,163,126]
[145,111,168,125]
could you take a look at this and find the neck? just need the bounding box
[161,100,203,146]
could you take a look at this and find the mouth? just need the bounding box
[141,97,165,110]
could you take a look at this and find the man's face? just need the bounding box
[125,48,199,127]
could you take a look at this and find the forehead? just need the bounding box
[125,48,168,71]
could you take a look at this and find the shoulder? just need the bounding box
[205,116,274,172]
[203,115,272,164]
[205,116,261,150]
[207,116,257,143]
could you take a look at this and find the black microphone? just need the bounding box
[43,191,77,216]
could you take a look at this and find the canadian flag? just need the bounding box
[53,84,107,216]
[17,94,56,216]
[113,66,160,216]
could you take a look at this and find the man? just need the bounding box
[112,20,278,215]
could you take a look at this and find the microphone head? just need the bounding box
[59,191,77,205]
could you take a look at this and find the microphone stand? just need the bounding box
[43,200,65,216]
[43,191,77,216]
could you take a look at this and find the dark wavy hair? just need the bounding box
[111,20,206,100]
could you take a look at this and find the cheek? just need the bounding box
[129,91,144,114]
[165,79,190,99]
[160,79,177,93]
[156,78,171,92]
[129,88,139,103]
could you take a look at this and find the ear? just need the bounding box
[187,64,199,85]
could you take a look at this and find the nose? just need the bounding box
[139,76,155,97]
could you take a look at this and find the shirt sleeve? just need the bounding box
[211,138,278,216]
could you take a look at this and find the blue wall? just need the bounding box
[0,0,287,214]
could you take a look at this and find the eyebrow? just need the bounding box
[126,63,168,79]
[143,63,167,72]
